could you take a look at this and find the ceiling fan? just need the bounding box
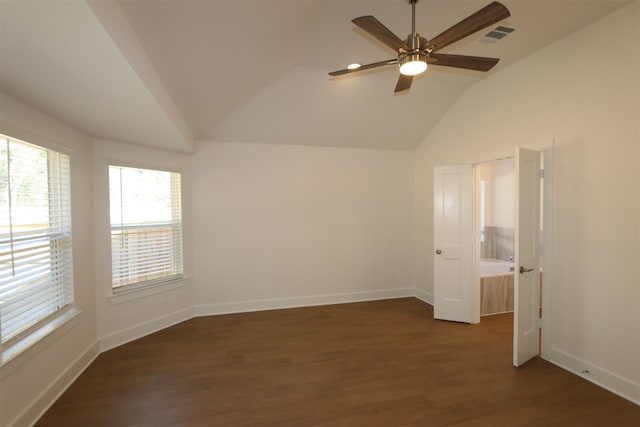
[328,0,511,93]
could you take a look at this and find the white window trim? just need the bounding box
[0,132,75,367]
[0,124,73,157]
[104,158,182,175]
[108,164,184,294]
[0,307,80,373]
[108,276,188,305]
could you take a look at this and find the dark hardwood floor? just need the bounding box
[36,298,639,426]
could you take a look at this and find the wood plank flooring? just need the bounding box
[36,298,639,426]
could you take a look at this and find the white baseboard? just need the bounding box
[101,290,415,350]
[413,288,433,305]
[546,346,640,406]
[9,340,100,427]
[99,307,193,352]
[9,290,639,427]
[194,288,414,317]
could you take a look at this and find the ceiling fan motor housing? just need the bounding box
[398,33,428,76]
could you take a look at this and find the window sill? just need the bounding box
[0,308,81,376]
[109,277,189,305]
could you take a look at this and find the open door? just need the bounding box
[513,147,541,366]
[433,165,473,323]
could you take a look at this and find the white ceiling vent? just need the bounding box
[479,25,515,43]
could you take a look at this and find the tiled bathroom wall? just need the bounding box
[481,226,514,261]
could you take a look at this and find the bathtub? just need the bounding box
[480,260,514,316]
[480,259,514,276]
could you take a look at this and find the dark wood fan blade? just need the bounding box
[426,2,510,52]
[428,53,499,72]
[352,16,410,52]
[328,59,398,76]
[394,74,413,93]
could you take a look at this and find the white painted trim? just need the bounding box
[109,277,189,305]
[105,156,185,175]
[541,144,555,359]
[547,346,640,406]
[99,307,193,352]
[0,309,82,378]
[413,288,433,305]
[194,288,414,317]
[471,162,484,325]
[103,289,414,349]
[0,123,74,156]
[7,340,100,427]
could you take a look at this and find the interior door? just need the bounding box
[513,147,541,366]
[433,165,473,323]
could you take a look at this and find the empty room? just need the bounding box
[0,1,639,426]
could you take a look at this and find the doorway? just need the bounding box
[475,158,516,320]
[434,146,551,367]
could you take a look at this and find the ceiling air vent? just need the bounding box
[480,25,515,43]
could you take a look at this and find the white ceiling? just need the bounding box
[0,0,631,153]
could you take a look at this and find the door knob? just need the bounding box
[519,266,534,274]
[435,249,442,255]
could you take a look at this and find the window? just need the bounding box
[109,165,183,290]
[0,134,73,349]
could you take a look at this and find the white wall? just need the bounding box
[0,94,98,426]
[414,1,639,402]
[2,3,639,422]
[489,160,514,228]
[92,139,194,351]
[192,142,414,314]
[476,159,515,228]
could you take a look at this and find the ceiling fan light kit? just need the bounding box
[329,0,511,93]
[398,32,427,76]
[399,52,427,76]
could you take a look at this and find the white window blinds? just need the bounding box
[0,134,73,346]
[109,165,183,290]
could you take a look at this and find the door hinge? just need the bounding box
[539,169,544,179]
[536,317,543,329]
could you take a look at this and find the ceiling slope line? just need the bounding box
[86,0,195,153]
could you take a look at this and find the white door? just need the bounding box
[433,165,473,323]
[513,147,541,366]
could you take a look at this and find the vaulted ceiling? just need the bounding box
[0,0,631,153]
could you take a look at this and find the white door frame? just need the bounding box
[540,147,554,360]
[471,155,516,325]
[469,145,554,359]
